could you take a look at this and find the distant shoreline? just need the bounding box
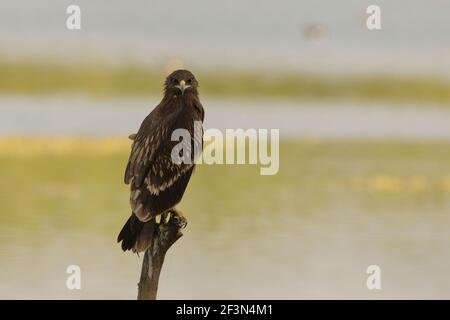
[1,60,450,106]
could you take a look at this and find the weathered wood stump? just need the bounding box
[137,210,187,300]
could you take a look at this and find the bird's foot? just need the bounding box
[159,211,170,225]
[155,209,187,252]
[158,209,186,229]
[169,209,187,229]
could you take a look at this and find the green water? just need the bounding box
[1,140,450,299]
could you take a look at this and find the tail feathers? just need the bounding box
[134,220,156,253]
[117,214,156,253]
[117,215,144,252]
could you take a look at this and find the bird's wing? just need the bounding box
[124,106,180,188]
[144,101,204,195]
[145,153,194,195]
[194,99,205,122]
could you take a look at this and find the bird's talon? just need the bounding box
[171,214,187,229]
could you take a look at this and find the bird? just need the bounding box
[118,69,204,252]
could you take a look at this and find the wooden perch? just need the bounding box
[137,210,187,300]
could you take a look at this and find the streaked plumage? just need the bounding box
[118,70,204,252]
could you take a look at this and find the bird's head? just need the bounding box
[164,69,198,97]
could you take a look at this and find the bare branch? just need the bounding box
[137,210,187,300]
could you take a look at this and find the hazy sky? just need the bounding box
[1,0,449,74]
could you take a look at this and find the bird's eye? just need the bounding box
[187,78,193,85]
[171,78,178,85]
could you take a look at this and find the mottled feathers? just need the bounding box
[118,69,204,252]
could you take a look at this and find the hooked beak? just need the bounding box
[175,80,190,94]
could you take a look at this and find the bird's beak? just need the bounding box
[175,80,190,94]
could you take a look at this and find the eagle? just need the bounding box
[118,69,204,252]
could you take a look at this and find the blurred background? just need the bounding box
[1,0,450,299]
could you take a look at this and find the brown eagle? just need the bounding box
[118,69,204,252]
